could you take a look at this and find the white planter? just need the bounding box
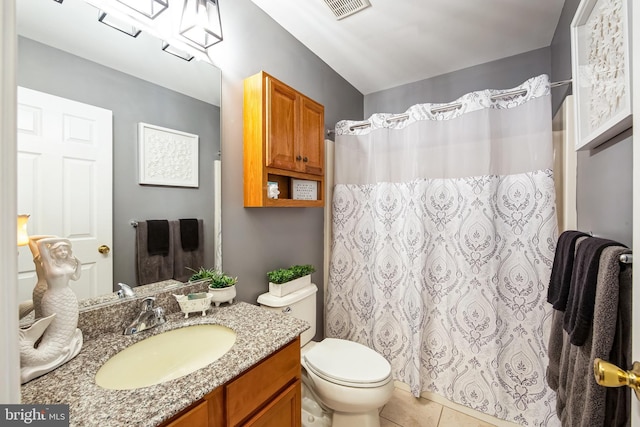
[209,285,236,307]
[269,274,311,297]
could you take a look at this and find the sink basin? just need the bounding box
[95,324,236,390]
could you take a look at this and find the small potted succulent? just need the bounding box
[188,267,237,306]
[267,264,315,297]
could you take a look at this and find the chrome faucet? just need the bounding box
[116,282,135,299]
[124,297,166,335]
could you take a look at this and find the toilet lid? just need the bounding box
[303,338,391,387]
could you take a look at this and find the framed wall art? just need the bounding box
[570,0,632,151]
[138,122,199,187]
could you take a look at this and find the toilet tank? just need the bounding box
[257,284,317,346]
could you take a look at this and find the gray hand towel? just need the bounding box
[547,236,589,393]
[179,218,200,251]
[548,230,590,311]
[552,245,631,427]
[172,219,204,282]
[136,221,174,285]
[146,219,170,256]
[563,237,622,346]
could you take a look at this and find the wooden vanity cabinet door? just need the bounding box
[266,77,298,172]
[226,337,301,426]
[242,380,301,427]
[160,386,223,427]
[299,96,324,176]
[163,400,209,427]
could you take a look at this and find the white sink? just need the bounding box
[95,324,236,390]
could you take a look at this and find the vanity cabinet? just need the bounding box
[244,71,325,207]
[160,337,301,427]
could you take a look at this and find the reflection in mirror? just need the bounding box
[16,0,222,310]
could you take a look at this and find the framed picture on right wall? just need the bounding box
[571,0,632,151]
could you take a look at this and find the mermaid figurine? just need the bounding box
[19,237,83,384]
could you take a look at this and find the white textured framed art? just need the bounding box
[571,0,632,151]
[138,122,199,187]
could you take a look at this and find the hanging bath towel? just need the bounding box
[136,220,174,285]
[173,219,204,282]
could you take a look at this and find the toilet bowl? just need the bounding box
[258,285,394,427]
[302,338,394,427]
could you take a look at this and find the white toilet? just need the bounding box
[258,284,394,427]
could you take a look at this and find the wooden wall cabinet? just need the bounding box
[160,337,301,427]
[244,71,325,207]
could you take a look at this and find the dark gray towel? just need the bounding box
[136,221,174,285]
[147,219,170,256]
[553,246,631,427]
[604,258,632,426]
[179,218,199,251]
[547,236,589,393]
[172,219,204,282]
[563,237,623,346]
[548,230,590,311]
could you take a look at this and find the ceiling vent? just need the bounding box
[323,0,371,20]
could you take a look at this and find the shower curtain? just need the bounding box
[326,75,559,426]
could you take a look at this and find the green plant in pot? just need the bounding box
[188,267,237,288]
[187,267,237,306]
[267,264,315,297]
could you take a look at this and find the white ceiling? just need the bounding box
[250,0,566,95]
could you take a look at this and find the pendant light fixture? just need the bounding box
[98,11,142,37]
[85,0,223,63]
[115,0,168,19]
[162,42,195,62]
[180,0,223,49]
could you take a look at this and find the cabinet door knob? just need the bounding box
[296,155,302,161]
[303,157,308,162]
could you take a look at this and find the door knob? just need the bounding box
[98,244,111,254]
[593,358,640,400]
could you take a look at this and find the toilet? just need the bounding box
[258,284,394,427]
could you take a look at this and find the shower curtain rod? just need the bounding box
[326,79,573,134]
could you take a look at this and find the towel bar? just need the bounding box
[620,254,633,264]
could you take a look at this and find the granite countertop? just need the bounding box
[21,302,309,426]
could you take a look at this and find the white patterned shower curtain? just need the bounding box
[326,75,560,426]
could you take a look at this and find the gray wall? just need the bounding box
[364,47,551,117]
[215,0,363,340]
[550,0,633,247]
[17,37,221,287]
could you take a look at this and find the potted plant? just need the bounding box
[267,264,315,297]
[188,267,237,306]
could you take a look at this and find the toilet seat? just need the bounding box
[303,338,391,388]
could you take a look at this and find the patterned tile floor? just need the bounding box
[379,388,506,427]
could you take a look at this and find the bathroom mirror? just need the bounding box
[15,0,222,308]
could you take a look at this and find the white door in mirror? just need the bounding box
[17,87,113,302]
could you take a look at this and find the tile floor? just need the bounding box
[379,388,498,427]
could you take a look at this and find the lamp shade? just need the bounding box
[116,0,168,19]
[180,0,223,49]
[17,214,30,246]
